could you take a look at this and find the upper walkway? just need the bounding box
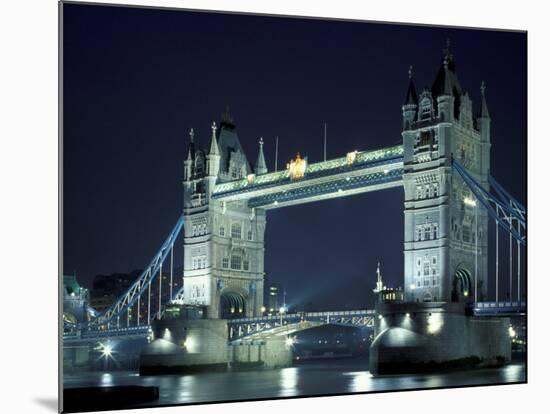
[212,145,404,209]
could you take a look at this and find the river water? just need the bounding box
[64,358,526,409]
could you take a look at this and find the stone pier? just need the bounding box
[369,302,511,376]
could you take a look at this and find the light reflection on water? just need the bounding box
[279,367,298,397]
[343,371,373,393]
[65,359,526,408]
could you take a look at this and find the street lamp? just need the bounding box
[464,196,478,302]
[279,306,287,325]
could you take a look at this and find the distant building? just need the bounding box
[265,283,283,314]
[89,267,184,325]
[373,262,404,304]
[90,270,142,312]
[63,274,89,324]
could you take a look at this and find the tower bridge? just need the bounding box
[64,44,526,375]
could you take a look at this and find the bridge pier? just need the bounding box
[369,302,511,376]
[139,314,293,374]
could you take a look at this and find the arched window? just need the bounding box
[424,227,431,240]
[230,254,242,270]
[231,222,242,239]
[432,225,438,239]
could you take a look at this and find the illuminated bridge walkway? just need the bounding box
[212,145,404,209]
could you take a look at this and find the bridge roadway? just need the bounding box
[63,302,525,343]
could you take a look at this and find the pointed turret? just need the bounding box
[255,137,268,175]
[402,66,418,130]
[373,262,384,294]
[206,121,221,178]
[186,127,195,160]
[208,121,220,156]
[477,81,491,143]
[432,39,462,121]
[478,81,490,119]
[184,128,195,182]
[404,66,418,106]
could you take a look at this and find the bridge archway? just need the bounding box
[452,266,472,302]
[220,288,248,319]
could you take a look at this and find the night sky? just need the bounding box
[63,3,526,310]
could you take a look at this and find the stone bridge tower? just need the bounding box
[402,45,491,303]
[182,111,266,319]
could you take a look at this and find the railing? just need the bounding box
[228,310,376,341]
[212,145,404,199]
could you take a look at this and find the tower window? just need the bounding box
[247,230,253,241]
[432,225,438,239]
[231,222,242,239]
[222,258,229,268]
[230,254,242,270]
[424,227,431,240]
[219,226,225,237]
[243,260,249,271]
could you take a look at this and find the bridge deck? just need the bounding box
[212,145,404,208]
[63,303,525,343]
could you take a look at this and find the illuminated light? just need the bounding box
[427,313,443,335]
[285,337,295,346]
[247,174,255,184]
[346,176,351,181]
[288,153,307,179]
[261,306,266,313]
[338,189,343,193]
[102,344,113,358]
[463,290,469,297]
[508,326,517,338]
[410,284,416,290]
[405,313,410,318]
[378,314,383,320]
[274,201,279,205]
[346,150,358,165]
[463,197,477,207]
[383,169,389,174]
[279,306,287,314]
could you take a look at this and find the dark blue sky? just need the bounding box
[62,3,526,309]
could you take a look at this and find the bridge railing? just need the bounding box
[212,145,404,199]
[227,310,376,341]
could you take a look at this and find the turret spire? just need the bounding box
[186,127,195,161]
[208,121,220,156]
[255,137,268,175]
[374,261,384,293]
[479,81,490,118]
[404,65,418,106]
